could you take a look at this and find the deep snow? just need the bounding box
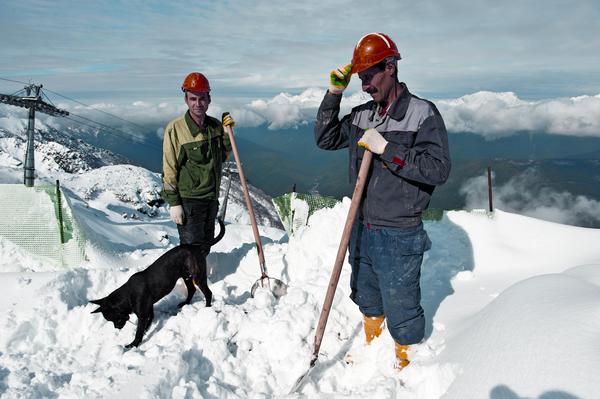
[1,122,600,398]
[1,170,600,398]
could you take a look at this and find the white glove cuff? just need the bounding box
[328,86,344,95]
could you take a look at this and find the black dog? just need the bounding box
[90,218,225,348]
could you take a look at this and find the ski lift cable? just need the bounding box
[2,78,146,132]
[43,91,163,152]
[9,88,27,97]
[66,112,162,151]
[63,115,108,132]
[0,76,29,85]
[63,115,134,141]
[41,91,57,107]
[64,114,163,151]
[43,88,147,130]
[1,76,162,151]
[0,77,28,97]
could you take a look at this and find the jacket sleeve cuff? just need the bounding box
[326,90,343,98]
[161,190,182,207]
[381,142,408,168]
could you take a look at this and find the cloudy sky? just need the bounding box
[1,0,600,136]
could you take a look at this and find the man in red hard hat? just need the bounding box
[315,33,451,370]
[161,72,234,255]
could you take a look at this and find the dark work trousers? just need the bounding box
[178,198,219,257]
[349,221,432,345]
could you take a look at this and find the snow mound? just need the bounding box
[442,267,600,399]
[2,135,600,398]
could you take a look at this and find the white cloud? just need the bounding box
[460,168,600,227]
[236,89,600,137]
[438,92,600,137]
[63,101,187,126]
[4,89,600,138]
[244,88,367,129]
[247,89,323,129]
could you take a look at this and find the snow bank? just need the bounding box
[1,172,600,398]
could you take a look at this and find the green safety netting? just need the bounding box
[0,184,86,268]
[272,192,339,235]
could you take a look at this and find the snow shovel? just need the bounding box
[222,113,288,299]
[290,150,373,393]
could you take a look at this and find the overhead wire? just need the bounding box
[0,77,27,97]
[10,88,26,97]
[43,87,148,131]
[66,111,162,151]
[63,115,106,132]
[0,76,28,85]
[42,87,163,151]
[41,91,57,107]
[1,76,163,151]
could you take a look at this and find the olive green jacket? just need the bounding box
[161,112,231,206]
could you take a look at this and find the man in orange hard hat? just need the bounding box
[161,72,234,254]
[315,33,451,370]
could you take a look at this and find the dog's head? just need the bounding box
[90,298,130,329]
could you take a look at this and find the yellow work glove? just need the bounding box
[329,63,352,95]
[222,112,235,128]
[358,128,388,154]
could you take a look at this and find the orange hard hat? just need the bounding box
[351,33,401,74]
[181,72,211,93]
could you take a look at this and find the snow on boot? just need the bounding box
[394,342,410,370]
[345,315,386,365]
[363,314,385,344]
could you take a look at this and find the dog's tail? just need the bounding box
[208,217,226,246]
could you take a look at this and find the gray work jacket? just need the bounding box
[314,83,451,228]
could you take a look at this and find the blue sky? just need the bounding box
[1,0,600,136]
[2,0,600,100]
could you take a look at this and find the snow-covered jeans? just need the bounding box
[349,221,431,345]
[178,198,219,257]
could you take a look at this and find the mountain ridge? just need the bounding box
[0,123,283,229]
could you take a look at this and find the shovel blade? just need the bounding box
[290,368,312,394]
[289,353,318,393]
[251,277,288,299]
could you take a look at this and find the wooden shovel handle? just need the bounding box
[223,116,267,272]
[311,150,373,361]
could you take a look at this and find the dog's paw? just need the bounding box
[177,301,189,308]
[125,342,139,349]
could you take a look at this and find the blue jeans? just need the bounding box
[349,222,431,345]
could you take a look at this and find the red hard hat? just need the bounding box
[351,33,401,74]
[181,72,211,93]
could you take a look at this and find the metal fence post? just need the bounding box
[487,166,494,213]
[56,180,65,244]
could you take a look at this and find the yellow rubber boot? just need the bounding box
[363,315,385,344]
[394,343,410,370]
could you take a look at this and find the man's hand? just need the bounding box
[169,205,184,225]
[358,128,388,154]
[329,63,352,95]
[222,113,235,128]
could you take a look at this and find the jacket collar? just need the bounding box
[387,82,411,120]
[185,111,205,137]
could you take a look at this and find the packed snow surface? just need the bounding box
[1,168,600,398]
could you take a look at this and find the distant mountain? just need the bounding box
[0,123,282,229]
[5,111,599,221]
[448,132,600,160]
[233,125,600,205]
[0,126,128,173]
